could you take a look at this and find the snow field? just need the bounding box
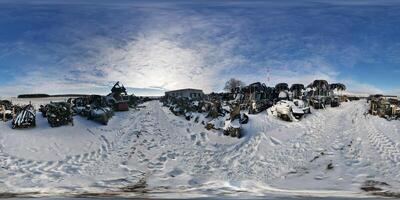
[0,99,399,198]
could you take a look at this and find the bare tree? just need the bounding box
[224,78,245,92]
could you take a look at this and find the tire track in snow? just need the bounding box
[366,124,400,163]
[0,108,146,186]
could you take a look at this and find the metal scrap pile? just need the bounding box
[163,97,203,120]
[106,81,130,111]
[162,94,249,138]
[270,83,311,122]
[306,80,347,109]
[241,82,274,114]
[163,79,349,126]
[0,82,144,130]
[42,102,74,127]
[369,95,400,121]
[71,95,114,125]
[68,97,89,115]
[222,102,249,138]
[307,80,330,109]
[12,104,36,129]
[203,99,248,138]
[0,100,14,121]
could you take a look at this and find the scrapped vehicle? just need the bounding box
[39,105,48,117]
[205,100,229,130]
[269,100,306,121]
[12,104,36,129]
[249,98,273,114]
[223,103,249,138]
[45,102,74,127]
[83,95,114,125]
[309,96,326,109]
[87,106,114,125]
[106,82,130,111]
[293,99,311,114]
[307,80,331,109]
[70,97,90,115]
[206,102,248,138]
[129,94,141,108]
[275,83,290,101]
[206,99,225,119]
[223,118,241,138]
[0,100,14,121]
[329,83,346,107]
[369,97,400,121]
[205,116,225,131]
[330,96,340,107]
[290,84,305,100]
[241,82,274,114]
[167,97,199,118]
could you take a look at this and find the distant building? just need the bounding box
[165,89,204,100]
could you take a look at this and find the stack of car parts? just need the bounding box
[43,102,74,127]
[12,104,36,129]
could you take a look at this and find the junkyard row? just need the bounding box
[0,80,399,138]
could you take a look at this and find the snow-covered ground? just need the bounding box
[0,99,399,198]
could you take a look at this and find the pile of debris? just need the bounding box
[163,96,204,120]
[0,82,144,130]
[12,104,36,129]
[40,102,74,127]
[269,83,311,121]
[240,82,274,114]
[269,99,310,122]
[368,94,400,121]
[306,80,347,109]
[162,79,349,125]
[203,99,249,138]
[0,100,14,121]
[162,93,249,138]
[70,95,114,125]
[106,82,130,111]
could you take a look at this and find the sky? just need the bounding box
[0,0,399,96]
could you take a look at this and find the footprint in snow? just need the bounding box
[168,168,183,177]
[195,141,202,146]
[191,135,196,141]
[167,153,176,159]
[200,132,207,141]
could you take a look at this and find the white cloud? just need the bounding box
[340,80,383,95]
[62,11,247,93]
[1,2,396,97]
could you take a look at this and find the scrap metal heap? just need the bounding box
[41,102,74,127]
[162,92,249,138]
[68,97,90,115]
[106,82,130,111]
[241,82,274,114]
[307,80,330,109]
[0,100,14,121]
[70,95,114,125]
[12,104,36,129]
[329,83,346,107]
[369,95,400,121]
[269,82,311,122]
[275,83,290,101]
[162,79,349,126]
[223,102,249,138]
[269,100,309,122]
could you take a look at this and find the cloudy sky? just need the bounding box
[0,0,399,96]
